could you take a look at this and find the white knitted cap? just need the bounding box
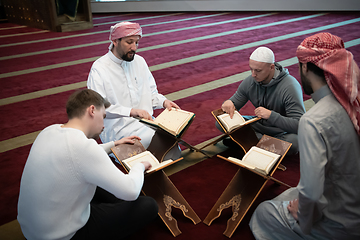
[249,47,275,63]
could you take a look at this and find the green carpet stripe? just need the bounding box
[0,30,49,38]
[0,81,87,106]
[0,44,107,61]
[167,57,296,101]
[0,13,180,48]
[150,17,360,71]
[93,12,183,26]
[0,131,41,154]
[0,25,26,30]
[92,13,134,20]
[145,12,278,37]
[94,12,226,27]
[0,17,359,106]
[138,13,320,52]
[167,38,360,101]
[0,12,222,48]
[0,12,271,60]
[345,38,360,48]
[0,13,324,74]
[0,31,109,48]
[0,39,358,153]
[0,57,99,80]
[93,13,134,21]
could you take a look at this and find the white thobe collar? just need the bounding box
[108,50,126,68]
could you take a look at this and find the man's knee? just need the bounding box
[250,201,276,238]
[251,201,272,223]
[138,196,158,219]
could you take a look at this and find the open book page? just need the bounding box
[143,108,194,136]
[228,146,281,175]
[217,111,246,132]
[227,157,255,169]
[122,151,173,174]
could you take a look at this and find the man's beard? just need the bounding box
[121,51,136,62]
[300,71,313,95]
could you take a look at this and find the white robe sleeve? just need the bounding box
[80,140,145,201]
[87,64,132,119]
[99,141,115,154]
[144,61,166,109]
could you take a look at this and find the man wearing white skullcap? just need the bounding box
[249,46,275,63]
[87,22,181,159]
[219,46,305,154]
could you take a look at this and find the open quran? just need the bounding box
[122,151,181,174]
[225,146,281,175]
[217,111,259,132]
[140,108,195,137]
[111,139,182,174]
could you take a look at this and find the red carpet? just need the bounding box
[1,11,360,230]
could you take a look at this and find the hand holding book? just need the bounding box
[217,111,259,132]
[141,160,153,172]
[122,151,181,174]
[163,99,180,110]
[111,139,183,174]
[221,100,237,118]
[140,108,195,137]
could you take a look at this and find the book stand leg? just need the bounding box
[199,133,228,150]
[147,129,179,162]
[228,124,259,153]
[199,123,259,153]
[203,168,267,238]
[143,170,201,237]
[204,135,292,237]
[178,138,212,158]
[111,140,201,237]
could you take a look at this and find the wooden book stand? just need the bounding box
[203,135,292,238]
[202,109,287,171]
[147,116,211,161]
[111,140,201,237]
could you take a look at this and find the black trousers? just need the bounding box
[71,187,158,240]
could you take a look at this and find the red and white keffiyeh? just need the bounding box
[296,32,360,135]
[108,22,142,49]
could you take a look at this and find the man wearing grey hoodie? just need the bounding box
[220,47,305,154]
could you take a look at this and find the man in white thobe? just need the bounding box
[87,22,180,157]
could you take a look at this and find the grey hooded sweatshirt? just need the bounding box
[229,63,305,137]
